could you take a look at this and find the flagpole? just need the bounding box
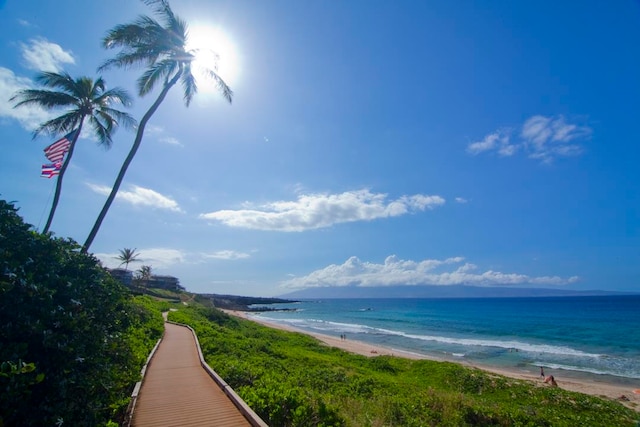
[37,179,57,232]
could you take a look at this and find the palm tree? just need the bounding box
[137,264,153,280]
[11,72,135,234]
[116,247,141,270]
[82,0,233,252]
[134,264,153,290]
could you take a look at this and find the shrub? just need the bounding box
[0,200,162,426]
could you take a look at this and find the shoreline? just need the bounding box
[222,309,640,412]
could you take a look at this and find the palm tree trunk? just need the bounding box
[82,73,181,253]
[42,123,84,234]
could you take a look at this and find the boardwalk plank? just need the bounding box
[131,322,255,427]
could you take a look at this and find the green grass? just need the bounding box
[167,304,639,427]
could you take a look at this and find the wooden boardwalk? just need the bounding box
[130,321,267,427]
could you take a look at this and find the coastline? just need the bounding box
[222,309,639,412]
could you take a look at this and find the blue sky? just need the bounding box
[1,0,638,296]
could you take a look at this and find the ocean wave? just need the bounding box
[258,316,603,358]
[531,361,640,379]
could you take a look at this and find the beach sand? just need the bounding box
[222,309,640,412]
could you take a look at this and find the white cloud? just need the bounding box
[159,136,183,147]
[0,67,52,130]
[146,125,164,135]
[455,197,468,204]
[468,115,591,163]
[521,115,591,162]
[202,250,251,260]
[20,38,75,72]
[96,248,187,270]
[87,183,184,212]
[280,255,579,289]
[467,130,514,156]
[96,247,249,270]
[18,19,35,28]
[145,125,183,147]
[199,189,446,231]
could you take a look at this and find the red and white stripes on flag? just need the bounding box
[44,129,78,163]
[41,162,62,178]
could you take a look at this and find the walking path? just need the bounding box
[130,321,267,426]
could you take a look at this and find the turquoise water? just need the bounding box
[252,296,640,386]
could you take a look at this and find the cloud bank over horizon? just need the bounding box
[280,255,579,289]
[199,189,446,231]
[96,247,251,270]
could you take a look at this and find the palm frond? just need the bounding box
[99,106,137,130]
[102,16,162,49]
[100,18,167,71]
[34,111,83,137]
[180,63,197,107]
[144,0,176,27]
[11,89,78,109]
[34,71,77,92]
[203,68,233,104]
[137,59,178,96]
[89,76,107,98]
[88,115,112,147]
[96,87,134,108]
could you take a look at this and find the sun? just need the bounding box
[187,24,240,92]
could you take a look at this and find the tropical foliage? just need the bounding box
[83,0,233,252]
[168,305,639,427]
[10,72,135,234]
[0,200,163,426]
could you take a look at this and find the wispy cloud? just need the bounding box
[87,183,184,212]
[199,189,446,231]
[202,250,251,260]
[96,247,249,269]
[17,19,35,28]
[466,130,514,156]
[159,136,183,147]
[455,197,468,204]
[0,67,52,130]
[280,255,579,289]
[146,125,183,147]
[521,115,591,162]
[20,38,74,72]
[468,115,591,163]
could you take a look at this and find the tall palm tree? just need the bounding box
[11,72,135,234]
[82,0,233,252]
[116,247,141,270]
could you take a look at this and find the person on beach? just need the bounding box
[544,375,558,387]
[540,367,545,379]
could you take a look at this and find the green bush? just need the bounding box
[0,200,162,426]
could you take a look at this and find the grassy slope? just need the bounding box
[165,302,638,427]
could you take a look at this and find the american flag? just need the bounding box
[44,129,78,163]
[41,162,62,178]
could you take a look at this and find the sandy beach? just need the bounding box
[222,309,640,412]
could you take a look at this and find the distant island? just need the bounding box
[277,284,637,299]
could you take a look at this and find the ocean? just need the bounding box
[251,295,640,387]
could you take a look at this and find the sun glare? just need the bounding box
[187,24,240,92]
